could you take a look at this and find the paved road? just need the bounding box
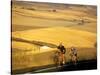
[30,60,97,73]
[12,60,97,74]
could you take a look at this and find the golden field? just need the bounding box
[12,1,97,71]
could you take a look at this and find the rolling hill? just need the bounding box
[11,1,97,72]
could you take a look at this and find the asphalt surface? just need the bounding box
[31,60,97,73]
[12,60,97,74]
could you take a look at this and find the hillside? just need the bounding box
[12,1,97,32]
[12,27,96,48]
[12,27,96,70]
[11,1,97,73]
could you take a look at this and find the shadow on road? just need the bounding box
[12,59,97,74]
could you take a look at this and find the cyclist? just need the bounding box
[57,43,66,66]
[70,47,78,65]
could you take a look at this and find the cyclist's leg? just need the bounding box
[62,54,65,65]
[75,54,78,65]
[54,51,59,67]
[71,55,76,64]
[73,55,77,65]
[57,52,61,66]
[58,55,62,66]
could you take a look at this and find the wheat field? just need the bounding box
[11,1,97,72]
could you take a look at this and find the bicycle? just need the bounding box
[53,51,66,67]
